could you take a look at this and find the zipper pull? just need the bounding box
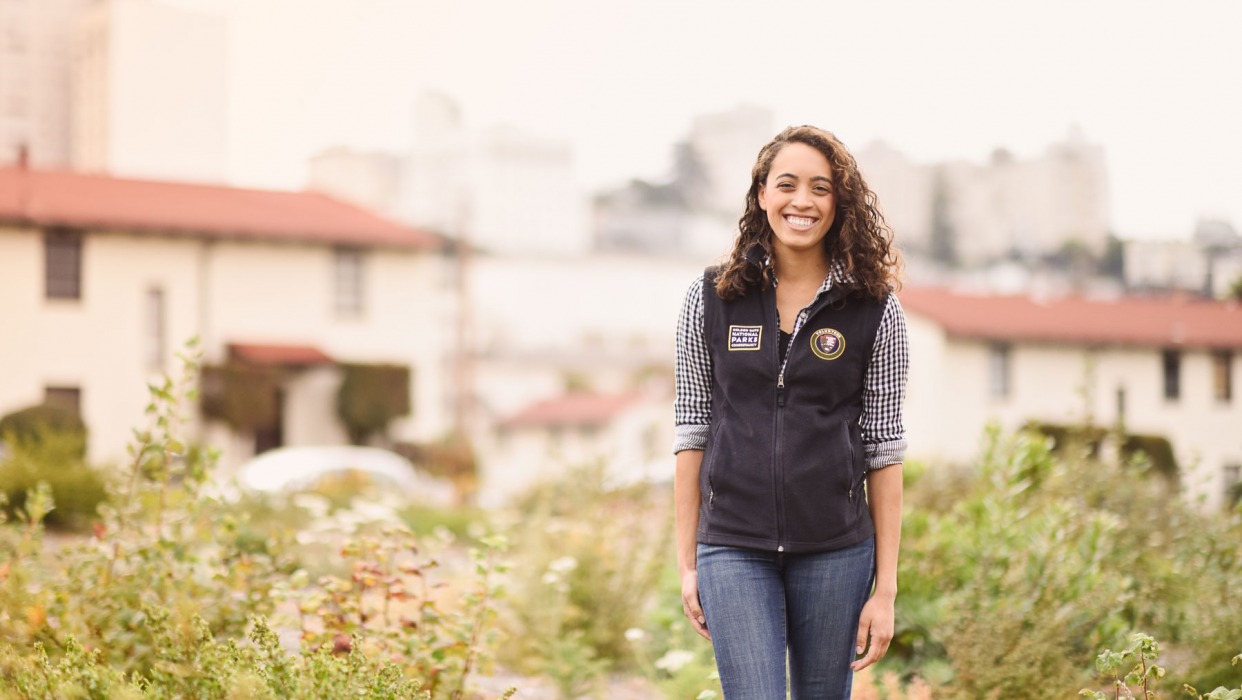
[777,372,786,407]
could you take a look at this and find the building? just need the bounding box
[688,104,773,218]
[857,128,1110,267]
[483,389,673,506]
[0,163,453,474]
[71,0,228,183]
[901,288,1242,510]
[308,146,405,219]
[0,0,91,168]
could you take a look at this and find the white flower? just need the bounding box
[654,649,695,673]
[292,493,331,518]
[547,556,578,574]
[624,628,646,643]
[541,572,560,585]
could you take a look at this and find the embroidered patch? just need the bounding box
[809,328,846,360]
[728,325,763,351]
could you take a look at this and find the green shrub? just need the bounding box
[0,429,105,529]
[0,617,433,700]
[199,361,281,432]
[337,363,411,444]
[0,402,87,458]
[892,425,1242,699]
[0,342,510,699]
[1081,632,1242,700]
[498,464,672,697]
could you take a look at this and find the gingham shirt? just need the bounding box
[674,270,909,470]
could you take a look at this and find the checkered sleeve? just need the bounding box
[861,293,909,469]
[673,275,713,453]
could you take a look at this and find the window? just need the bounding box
[45,386,81,416]
[1212,351,1233,403]
[45,229,82,300]
[1225,465,1241,507]
[333,247,364,317]
[1162,350,1181,401]
[146,288,165,369]
[1115,386,1127,426]
[988,343,1011,399]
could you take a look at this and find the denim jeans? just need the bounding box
[697,537,875,700]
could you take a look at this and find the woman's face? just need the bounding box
[757,141,836,260]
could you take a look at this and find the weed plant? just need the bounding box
[894,426,1242,698]
[0,341,511,699]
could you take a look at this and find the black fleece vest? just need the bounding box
[698,267,887,553]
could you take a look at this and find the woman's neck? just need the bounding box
[773,250,829,287]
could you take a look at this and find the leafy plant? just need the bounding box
[1080,633,1242,700]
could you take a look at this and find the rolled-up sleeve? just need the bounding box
[673,275,712,453]
[861,294,909,469]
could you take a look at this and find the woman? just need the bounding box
[673,125,908,699]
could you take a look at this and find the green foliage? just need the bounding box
[199,362,281,432]
[1119,432,1180,481]
[337,363,411,445]
[0,427,106,530]
[0,402,87,458]
[0,341,509,699]
[498,464,672,698]
[0,617,428,699]
[893,425,1242,699]
[1081,633,1242,700]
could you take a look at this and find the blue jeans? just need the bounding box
[697,538,875,700]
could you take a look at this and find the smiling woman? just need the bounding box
[673,125,908,699]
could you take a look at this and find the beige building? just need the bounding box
[858,128,1109,266]
[0,0,90,167]
[0,163,453,474]
[484,389,673,506]
[902,288,1242,510]
[71,0,228,182]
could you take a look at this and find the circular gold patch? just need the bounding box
[809,328,846,361]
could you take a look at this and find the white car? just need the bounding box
[237,445,454,505]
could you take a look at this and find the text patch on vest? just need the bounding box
[728,325,763,351]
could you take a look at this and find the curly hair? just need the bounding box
[714,125,901,301]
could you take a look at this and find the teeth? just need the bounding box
[786,216,815,227]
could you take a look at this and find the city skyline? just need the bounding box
[156,0,1241,240]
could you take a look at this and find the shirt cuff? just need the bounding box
[865,438,907,470]
[673,424,710,453]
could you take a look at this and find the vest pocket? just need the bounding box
[782,420,865,545]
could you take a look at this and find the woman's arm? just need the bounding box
[851,463,902,671]
[675,448,710,639]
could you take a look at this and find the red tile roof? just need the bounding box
[228,343,334,366]
[900,287,1242,349]
[503,391,644,429]
[0,166,442,249]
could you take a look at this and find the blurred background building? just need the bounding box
[2,0,1239,511]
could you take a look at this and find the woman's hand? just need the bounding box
[680,569,711,640]
[851,592,895,671]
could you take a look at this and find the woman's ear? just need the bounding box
[757,184,767,212]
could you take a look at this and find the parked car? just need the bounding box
[237,445,454,506]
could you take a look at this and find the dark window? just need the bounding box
[45,229,82,299]
[45,386,81,416]
[989,343,1011,399]
[333,247,364,318]
[1225,465,1241,506]
[45,227,83,297]
[1213,351,1233,403]
[1162,350,1181,401]
[1116,386,1127,425]
[146,288,165,369]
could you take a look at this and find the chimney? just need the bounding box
[17,143,29,169]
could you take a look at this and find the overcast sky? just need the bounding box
[173,0,1242,240]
